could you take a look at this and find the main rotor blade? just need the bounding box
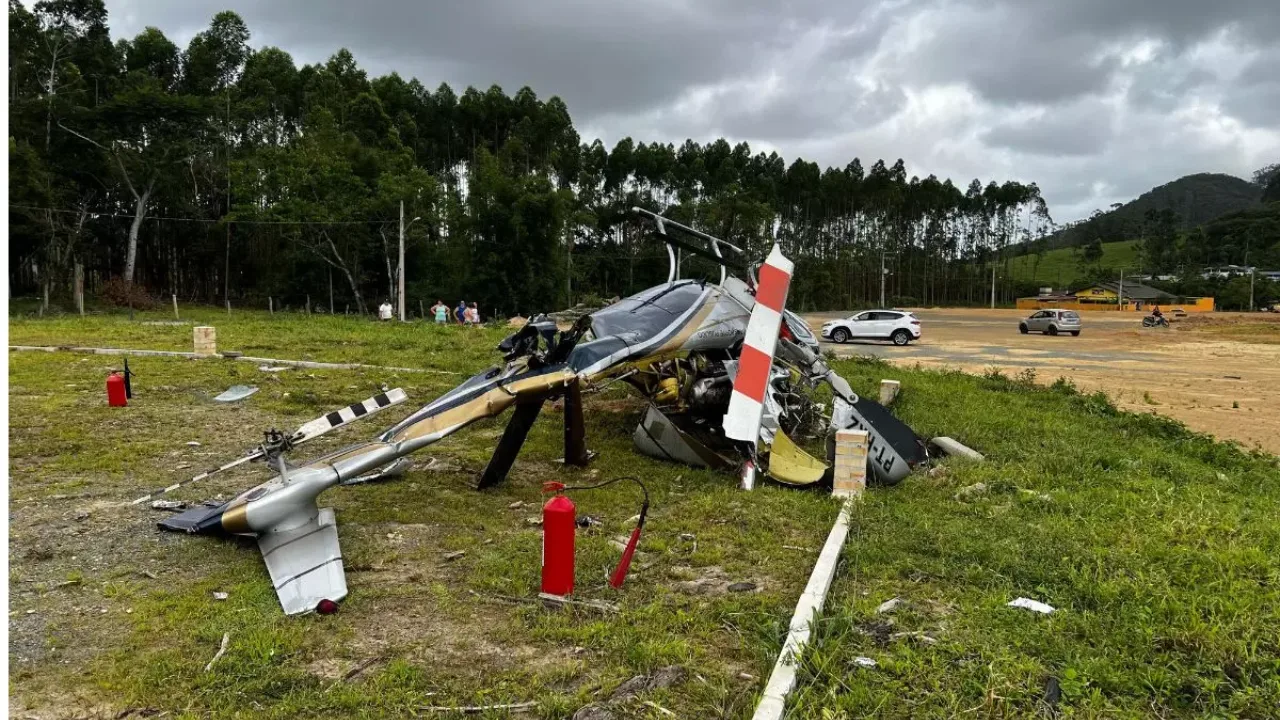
[131,388,409,505]
[291,388,408,446]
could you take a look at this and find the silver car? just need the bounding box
[1019,309,1081,336]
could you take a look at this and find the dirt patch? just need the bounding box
[808,308,1280,454]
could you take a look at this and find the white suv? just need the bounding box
[822,310,921,346]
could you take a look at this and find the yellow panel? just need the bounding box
[766,430,828,486]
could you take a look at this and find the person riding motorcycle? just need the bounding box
[1145,305,1169,327]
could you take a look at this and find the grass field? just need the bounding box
[1009,240,1141,287]
[8,309,1280,718]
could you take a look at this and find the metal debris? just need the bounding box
[876,597,903,614]
[1008,597,1055,614]
[853,656,878,668]
[443,551,466,562]
[212,591,228,601]
[213,385,259,402]
[150,500,187,512]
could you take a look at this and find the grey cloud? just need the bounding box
[980,100,1116,157]
[102,0,1280,222]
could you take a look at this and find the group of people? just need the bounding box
[376,299,482,324]
[430,299,481,325]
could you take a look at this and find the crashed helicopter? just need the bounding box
[142,207,927,615]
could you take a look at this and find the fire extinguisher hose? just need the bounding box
[545,476,649,589]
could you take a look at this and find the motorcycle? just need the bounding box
[1142,314,1170,328]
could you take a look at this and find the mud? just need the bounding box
[806,308,1280,454]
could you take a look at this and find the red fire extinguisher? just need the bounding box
[541,477,650,597]
[106,371,128,407]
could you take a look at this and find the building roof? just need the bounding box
[1080,281,1175,301]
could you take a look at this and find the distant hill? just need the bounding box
[1009,240,1141,287]
[1040,173,1263,252]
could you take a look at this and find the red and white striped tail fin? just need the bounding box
[723,244,794,444]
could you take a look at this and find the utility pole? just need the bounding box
[1249,268,1255,312]
[398,201,406,322]
[1118,269,1124,313]
[880,248,887,308]
[990,264,996,309]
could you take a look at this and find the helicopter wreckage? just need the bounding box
[140,208,928,615]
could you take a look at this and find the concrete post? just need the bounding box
[193,326,217,356]
[833,429,869,499]
[879,379,901,406]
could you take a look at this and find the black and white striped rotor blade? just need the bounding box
[290,388,408,446]
[132,449,263,505]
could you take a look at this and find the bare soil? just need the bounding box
[806,308,1280,454]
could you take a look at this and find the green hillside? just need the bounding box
[1038,173,1262,253]
[1009,240,1141,287]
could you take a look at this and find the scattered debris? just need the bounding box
[212,592,228,601]
[204,632,231,672]
[538,592,620,614]
[738,672,755,681]
[572,706,615,720]
[213,385,259,402]
[679,533,696,541]
[325,656,384,692]
[524,517,543,527]
[1042,676,1062,708]
[876,597,903,614]
[1008,597,1055,614]
[954,482,988,501]
[852,656,878,668]
[55,579,81,589]
[150,500,187,512]
[609,666,687,702]
[890,631,938,645]
[577,515,602,529]
[257,365,289,372]
[926,465,950,479]
[642,701,676,717]
[419,701,537,714]
[507,500,526,510]
[185,441,201,447]
[931,436,985,461]
[728,582,757,593]
[443,551,466,562]
[74,509,91,521]
[781,545,812,552]
[138,570,159,580]
[1018,488,1053,503]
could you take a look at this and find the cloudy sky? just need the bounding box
[104,0,1280,222]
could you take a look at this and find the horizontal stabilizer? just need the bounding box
[259,507,347,616]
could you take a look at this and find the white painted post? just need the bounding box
[193,326,217,356]
[752,499,856,720]
[172,294,179,320]
[833,429,869,499]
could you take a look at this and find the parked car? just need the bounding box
[1019,309,1081,336]
[821,310,921,345]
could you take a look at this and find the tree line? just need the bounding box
[10,3,1054,318]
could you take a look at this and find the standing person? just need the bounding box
[430,300,449,324]
[455,300,467,324]
[466,302,480,325]
[378,299,393,321]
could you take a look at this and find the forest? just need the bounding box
[10,3,1059,317]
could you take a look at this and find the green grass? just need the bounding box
[8,310,1280,718]
[1009,240,1141,287]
